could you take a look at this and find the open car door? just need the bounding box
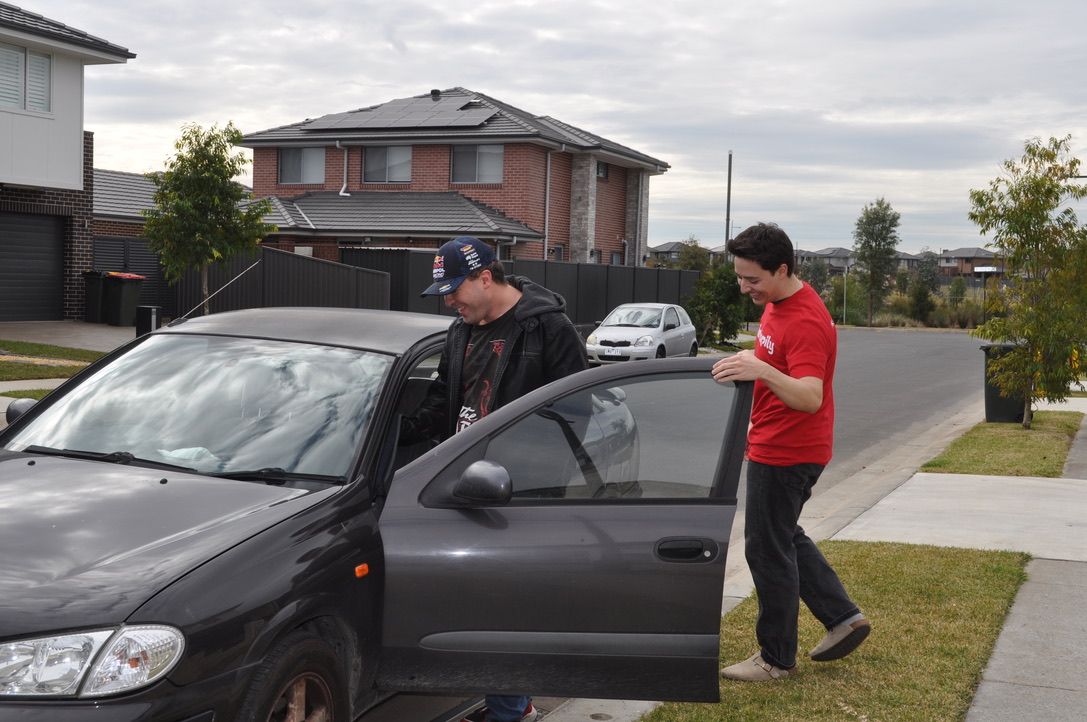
[378,358,751,702]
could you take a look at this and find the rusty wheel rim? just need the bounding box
[266,672,334,722]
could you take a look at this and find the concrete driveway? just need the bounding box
[0,320,136,353]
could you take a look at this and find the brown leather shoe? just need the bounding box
[720,652,793,681]
[810,617,871,661]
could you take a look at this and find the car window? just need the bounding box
[4,334,393,479]
[482,372,736,500]
[603,306,662,328]
[664,307,680,328]
[677,307,693,326]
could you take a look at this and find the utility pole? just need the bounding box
[725,150,733,241]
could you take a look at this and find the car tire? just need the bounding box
[236,628,349,722]
[655,346,666,359]
[689,343,698,357]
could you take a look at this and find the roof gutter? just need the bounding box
[336,141,350,196]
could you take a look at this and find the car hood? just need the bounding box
[0,453,336,639]
[591,326,660,343]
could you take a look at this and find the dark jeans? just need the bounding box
[744,460,860,669]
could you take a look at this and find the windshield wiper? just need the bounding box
[206,467,343,485]
[22,445,197,474]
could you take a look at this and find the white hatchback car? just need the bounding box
[586,302,699,364]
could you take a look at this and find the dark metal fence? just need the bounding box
[93,236,176,316]
[340,248,700,326]
[174,246,390,317]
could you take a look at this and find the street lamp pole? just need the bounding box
[724,150,733,241]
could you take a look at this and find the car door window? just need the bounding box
[482,372,739,500]
[664,307,680,330]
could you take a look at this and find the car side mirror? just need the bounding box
[664,322,677,331]
[5,397,37,425]
[453,460,513,506]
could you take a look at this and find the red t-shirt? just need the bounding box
[747,282,836,466]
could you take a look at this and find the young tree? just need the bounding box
[675,234,712,271]
[143,122,274,314]
[908,280,935,323]
[895,269,910,295]
[852,198,901,325]
[969,135,1087,428]
[685,263,744,346]
[797,258,830,295]
[948,276,967,308]
[916,248,941,293]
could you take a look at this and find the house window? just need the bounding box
[0,42,51,112]
[452,145,503,183]
[279,147,325,184]
[364,146,411,183]
[549,246,564,261]
[596,161,609,179]
[611,251,623,265]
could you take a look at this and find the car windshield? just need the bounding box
[4,334,393,480]
[602,306,662,328]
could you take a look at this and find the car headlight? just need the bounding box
[634,335,655,347]
[0,625,184,698]
[586,334,598,346]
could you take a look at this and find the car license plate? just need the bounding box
[603,348,623,357]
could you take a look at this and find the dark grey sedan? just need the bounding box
[0,307,750,721]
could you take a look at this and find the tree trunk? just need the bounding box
[201,265,210,316]
[1021,397,1033,430]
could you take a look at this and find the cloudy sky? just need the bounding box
[30,0,1087,254]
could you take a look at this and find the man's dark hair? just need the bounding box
[468,260,507,284]
[726,222,795,275]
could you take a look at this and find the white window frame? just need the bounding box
[364,146,412,183]
[451,144,504,183]
[596,161,609,179]
[279,147,325,185]
[0,41,51,113]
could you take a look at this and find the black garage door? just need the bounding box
[0,212,65,321]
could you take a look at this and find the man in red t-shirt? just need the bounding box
[711,223,869,682]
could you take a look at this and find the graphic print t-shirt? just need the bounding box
[456,306,518,434]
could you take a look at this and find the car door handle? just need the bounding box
[655,537,719,563]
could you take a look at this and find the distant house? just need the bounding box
[0,2,133,321]
[239,87,669,266]
[939,247,1003,276]
[646,241,685,264]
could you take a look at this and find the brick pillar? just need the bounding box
[569,153,596,263]
[625,169,650,266]
[63,131,96,320]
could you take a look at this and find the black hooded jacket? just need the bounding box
[403,275,588,443]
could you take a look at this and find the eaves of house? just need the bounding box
[0,1,134,60]
[257,191,542,241]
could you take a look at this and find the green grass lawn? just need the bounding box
[0,339,104,363]
[0,339,102,382]
[645,541,1028,722]
[0,389,53,401]
[921,410,1083,477]
[0,363,86,382]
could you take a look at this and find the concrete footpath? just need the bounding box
[545,397,1087,722]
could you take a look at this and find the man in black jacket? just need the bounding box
[402,236,587,722]
[404,236,587,444]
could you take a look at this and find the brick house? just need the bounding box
[239,87,668,265]
[0,2,132,321]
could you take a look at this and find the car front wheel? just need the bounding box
[655,346,666,359]
[237,629,349,722]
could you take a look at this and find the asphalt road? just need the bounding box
[821,326,984,492]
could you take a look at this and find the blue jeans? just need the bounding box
[484,695,530,721]
[744,461,860,669]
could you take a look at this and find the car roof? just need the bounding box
[155,307,453,355]
[614,302,671,309]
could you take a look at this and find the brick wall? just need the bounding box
[93,219,146,237]
[0,131,94,319]
[594,163,628,264]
